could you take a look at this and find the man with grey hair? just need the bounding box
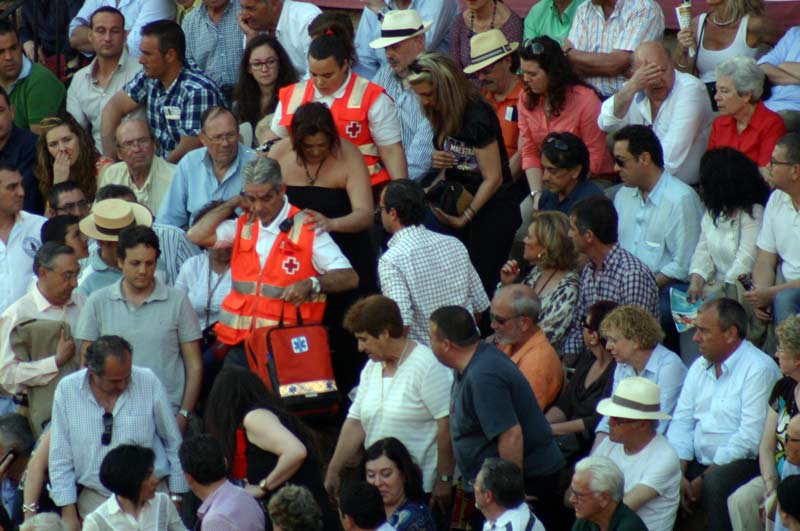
[592,377,681,531]
[49,335,187,529]
[474,457,546,531]
[158,106,256,228]
[0,413,34,527]
[490,284,562,411]
[571,455,648,530]
[188,157,358,367]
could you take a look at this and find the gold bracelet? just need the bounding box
[463,209,473,222]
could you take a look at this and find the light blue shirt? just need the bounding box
[353,0,460,81]
[596,343,687,435]
[666,340,781,466]
[759,27,800,113]
[183,0,243,91]
[614,171,703,282]
[157,144,255,228]
[372,65,434,181]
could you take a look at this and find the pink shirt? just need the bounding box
[518,84,615,175]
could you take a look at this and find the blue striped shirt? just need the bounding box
[182,0,243,92]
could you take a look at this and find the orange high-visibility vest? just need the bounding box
[278,74,391,187]
[214,207,326,346]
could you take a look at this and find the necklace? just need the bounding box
[711,11,737,26]
[535,269,558,296]
[469,0,497,33]
[302,156,327,185]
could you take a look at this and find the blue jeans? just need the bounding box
[774,287,800,325]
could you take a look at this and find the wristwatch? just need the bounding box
[178,409,192,421]
[310,276,321,295]
[377,6,391,21]
[438,474,454,482]
[259,478,270,493]
[169,493,182,503]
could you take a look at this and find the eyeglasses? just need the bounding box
[544,136,569,152]
[240,188,280,203]
[101,412,113,446]
[490,312,519,325]
[54,199,89,213]
[44,267,80,281]
[204,131,239,145]
[769,158,795,169]
[118,137,153,151]
[522,39,545,55]
[614,156,634,167]
[249,58,279,70]
[569,489,596,502]
[374,204,390,216]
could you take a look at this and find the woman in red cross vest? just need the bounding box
[270,25,408,191]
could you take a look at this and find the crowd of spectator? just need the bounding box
[2,0,800,530]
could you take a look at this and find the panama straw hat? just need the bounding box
[79,198,153,242]
[463,29,519,74]
[369,10,432,49]
[596,376,672,420]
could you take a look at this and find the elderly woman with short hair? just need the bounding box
[727,315,800,530]
[267,484,323,531]
[594,305,687,441]
[707,56,786,168]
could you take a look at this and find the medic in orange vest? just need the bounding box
[187,157,360,349]
[268,28,408,189]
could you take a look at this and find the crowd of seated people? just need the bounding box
[2,0,800,530]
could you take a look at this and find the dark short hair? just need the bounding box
[201,106,237,131]
[140,20,185,64]
[308,14,356,66]
[479,458,525,508]
[290,102,340,162]
[429,306,480,347]
[90,6,125,28]
[383,180,425,226]
[32,241,74,276]
[179,435,227,485]
[586,300,620,349]
[613,125,664,168]
[343,295,404,339]
[40,215,81,245]
[85,335,132,376]
[698,148,769,223]
[701,298,748,339]
[363,438,426,503]
[776,132,800,165]
[96,184,136,201]
[0,413,35,457]
[778,475,800,524]
[0,161,20,176]
[99,445,155,504]
[47,181,83,210]
[338,481,385,528]
[541,132,590,182]
[0,21,20,42]
[570,195,618,245]
[117,225,161,261]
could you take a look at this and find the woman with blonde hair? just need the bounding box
[674,0,782,110]
[35,114,111,203]
[499,210,579,350]
[594,305,687,442]
[408,52,521,294]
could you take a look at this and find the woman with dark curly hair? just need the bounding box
[205,368,337,531]
[363,438,436,531]
[268,484,323,531]
[688,147,769,302]
[35,114,111,204]
[233,35,298,146]
[517,36,614,207]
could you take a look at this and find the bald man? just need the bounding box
[598,41,713,185]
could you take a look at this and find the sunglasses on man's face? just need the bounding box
[101,412,113,446]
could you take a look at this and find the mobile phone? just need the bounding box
[737,274,773,316]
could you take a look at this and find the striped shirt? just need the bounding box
[567,0,664,97]
[372,66,435,181]
[49,367,188,506]
[152,223,201,286]
[563,243,659,358]
[183,0,243,93]
[125,67,224,157]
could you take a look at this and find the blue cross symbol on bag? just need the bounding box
[291,336,309,354]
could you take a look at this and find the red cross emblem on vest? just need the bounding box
[345,121,361,138]
[282,256,300,275]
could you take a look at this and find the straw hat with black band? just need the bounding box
[79,199,153,242]
[369,10,432,49]
[463,29,519,74]
[596,376,672,421]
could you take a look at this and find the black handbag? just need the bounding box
[424,180,474,216]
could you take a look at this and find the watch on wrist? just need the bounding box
[310,276,321,295]
[259,478,270,493]
[377,6,390,21]
[438,474,453,482]
[178,409,192,420]
[169,493,182,502]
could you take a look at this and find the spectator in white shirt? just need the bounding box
[474,458,546,531]
[593,377,681,531]
[598,41,713,185]
[666,298,781,531]
[238,0,320,78]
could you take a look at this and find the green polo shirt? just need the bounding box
[572,502,648,531]
[523,0,586,44]
[8,59,65,130]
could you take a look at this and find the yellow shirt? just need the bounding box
[176,0,202,24]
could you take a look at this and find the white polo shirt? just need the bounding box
[756,189,800,280]
[0,211,45,313]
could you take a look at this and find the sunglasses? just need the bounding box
[522,39,545,55]
[490,312,519,325]
[101,412,113,446]
[544,136,569,152]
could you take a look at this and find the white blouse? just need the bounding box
[174,253,232,329]
[83,492,186,531]
[689,205,764,291]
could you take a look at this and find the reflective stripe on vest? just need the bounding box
[278,379,337,398]
[217,309,279,332]
[347,76,369,108]
[286,80,310,115]
[357,143,379,157]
